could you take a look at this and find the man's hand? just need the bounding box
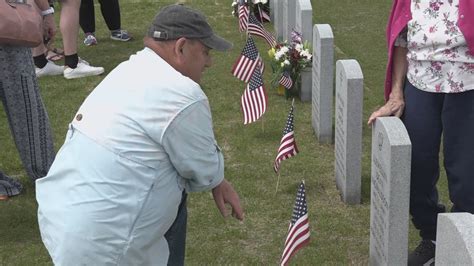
[367,91,405,125]
[42,15,57,41]
[212,179,244,221]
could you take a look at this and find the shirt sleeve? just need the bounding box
[394,26,408,47]
[161,100,224,192]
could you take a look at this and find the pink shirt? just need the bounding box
[384,0,474,100]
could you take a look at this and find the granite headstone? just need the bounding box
[282,0,296,41]
[282,0,289,40]
[294,0,313,102]
[295,0,313,44]
[269,0,275,21]
[273,0,284,39]
[334,59,363,204]
[312,24,334,143]
[299,67,311,102]
[435,213,474,265]
[369,117,412,266]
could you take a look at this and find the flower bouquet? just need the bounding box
[268,31,312,98]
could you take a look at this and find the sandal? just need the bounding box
[46,47,64,62]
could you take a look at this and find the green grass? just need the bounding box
[0,0,451,264]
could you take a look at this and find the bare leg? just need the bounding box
[59,0,105,78]
[32,43,48,57]
[60,0,81,56]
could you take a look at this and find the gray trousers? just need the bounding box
[0,45,55,183]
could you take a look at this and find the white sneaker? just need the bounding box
[63,61,104,79]
[35,60,64,77]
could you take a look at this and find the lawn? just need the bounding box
[0,0,451,264]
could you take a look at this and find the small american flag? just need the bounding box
[280,181,310,266]
[279,71,293,89]
[238,3,249,32]
[274,102,298,173]
[247,13,276,47]
[257,4,271,22]
[257,56,265,74]
[241,64,267,124]
[232,37,260,83]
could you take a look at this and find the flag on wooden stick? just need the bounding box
[280,181,310,266]
[232,37,260,83]
[274,101,299,173]
[279,71,293,89]
[238,3,249,32]
[247,13,276,47]
[257,4,271,22]
[241,64,267,124]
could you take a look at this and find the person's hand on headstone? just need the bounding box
[368,91,405,125]
[212,179,244,221]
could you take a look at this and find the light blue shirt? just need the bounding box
[36,48,224,265]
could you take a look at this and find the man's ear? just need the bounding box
[175,37,186,59]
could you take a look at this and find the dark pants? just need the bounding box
[403,80,474,241]
[165,192,187,266]
[79,0,121,33]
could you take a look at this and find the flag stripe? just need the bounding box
[248,13,276,47]
[282,226,310,261]
[274,115,299,173]
[257,4,271,22]
[281,233,310,266]
[279,72,293,89]
[280,182,310,266]
[241,66,267,124]
[232,57,258,83]
[241,85,267,124]
[238,4,249,32]
[284,215,309,247]
[231,37,260,82]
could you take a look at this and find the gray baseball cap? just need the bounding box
[147,4,233,51]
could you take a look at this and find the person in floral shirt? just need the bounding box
[368,0,474,265]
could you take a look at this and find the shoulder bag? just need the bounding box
[0,0,43,47]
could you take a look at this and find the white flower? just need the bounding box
[232,10,235,16]
[231,1,237,7]
[295,44,303,52]
[280,46,289,54]
[280,62,285,67]
[300,49,311,59]
[261,0,268,3]
[274,49,286,61]
[275,52,282,61]
[283,59,290,65]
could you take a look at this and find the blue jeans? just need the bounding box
[403,80,474,240]
[165,192,187,266]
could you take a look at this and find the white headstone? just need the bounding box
[334,60,363,205]
[273,0,284,39]
[270,0,275,21]
[294,0,313,102]
[369,117,412,266]
[435,213,474,266]
[282,0,289,40]
[295,0,313,44]
[283,0,296,41]
[299,67,311,102]
[312,24,334,143]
